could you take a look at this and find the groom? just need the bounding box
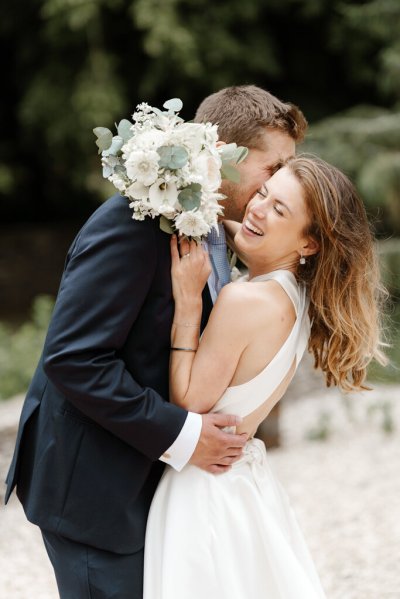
[5,85,307,599]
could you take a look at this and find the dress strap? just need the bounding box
[247,270,300,314]
[211,269,310,419]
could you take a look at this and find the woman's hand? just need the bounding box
[170,235,211,303]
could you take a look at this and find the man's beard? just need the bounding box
[219,180,248,222]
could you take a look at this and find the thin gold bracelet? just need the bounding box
[170,347,197,352]
[172,322,200,327]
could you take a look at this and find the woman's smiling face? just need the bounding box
[234,166,316,274]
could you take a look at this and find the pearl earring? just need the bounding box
[299,252,306,265]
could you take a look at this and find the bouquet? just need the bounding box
[93,98,248,238]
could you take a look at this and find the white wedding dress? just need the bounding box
[144,270,327,599]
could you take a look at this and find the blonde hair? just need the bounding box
[286,155,387,392]
[194,85,307,149]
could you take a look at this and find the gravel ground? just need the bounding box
[1,384,399,599]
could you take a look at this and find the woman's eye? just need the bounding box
[273,204,283,216]
[257,188,267,198]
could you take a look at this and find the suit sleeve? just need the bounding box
[42,200,188,460]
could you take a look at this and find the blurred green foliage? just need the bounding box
[0,296,54,400]
[0,0,399,396]
[1,0,399,231]
[302,0,400,236]
[0,239,397,401]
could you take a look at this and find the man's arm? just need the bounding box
[43,198,187,461]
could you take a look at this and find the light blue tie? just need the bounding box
[206,224,231,301]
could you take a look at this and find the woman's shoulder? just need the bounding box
[216,278,295,324]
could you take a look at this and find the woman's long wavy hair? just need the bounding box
[286,155,387,392]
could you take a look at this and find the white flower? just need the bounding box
[126,181,149,201]
[158,204,178,219]
[174,210,211,237]
[149,178,178,212]
[168,123,204,155]
[95,98,246,239]
[193,152,222,192]
[126,129,165,152]
[230,266,242,282]
[109,173,126,192]
[125,150,160,186]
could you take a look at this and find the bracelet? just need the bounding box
[172,322,200,328]
[170,347,197,352]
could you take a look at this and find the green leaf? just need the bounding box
[103,135,124,156]
[178,184,202,210]
[159,215,175,234]
[93,127,113,153]
[158,145,189,169]
[93,126,112,139]
[163,98,183,113]
[221,164,241,183]
[220,144,249,166]
[117,119,133,142]
[234,146,249,164]
[114,164,126,176]
[219,143,240,164]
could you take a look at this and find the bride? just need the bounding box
[143,155,386,598]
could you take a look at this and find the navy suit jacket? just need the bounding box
[5,194,212,554]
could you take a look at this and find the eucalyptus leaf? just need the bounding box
[102,164,113,178]
[158,145,189,169]
[117,119,133,142]
[159,215,175,235]
[221,164,241,183]
[114,164,126,176]
[163,98,183,113]
[94,128,113,153]
[220,143,249,166]
[234,146,249,164]
[103,135,124,156]
[219,143,240,164]
[93,126,112,139]
[178,185,202,210]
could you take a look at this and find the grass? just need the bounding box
[0,296,54,400]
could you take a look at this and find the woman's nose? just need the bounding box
[249,200,267,220]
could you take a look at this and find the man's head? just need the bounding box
[195,85,307,221]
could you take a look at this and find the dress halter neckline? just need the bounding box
[246,269,297,284]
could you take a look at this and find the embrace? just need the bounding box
[5,85,385,598]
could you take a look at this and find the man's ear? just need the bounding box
[302,236,320,258]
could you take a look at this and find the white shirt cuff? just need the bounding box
[159,412,202,472]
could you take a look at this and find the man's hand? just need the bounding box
[189,413,247,474]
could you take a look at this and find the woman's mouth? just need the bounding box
[243,219,264,237]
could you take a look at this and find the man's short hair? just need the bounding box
[194,85,307,149]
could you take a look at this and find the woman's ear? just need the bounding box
[301,236,320,258]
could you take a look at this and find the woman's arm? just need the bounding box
[170,235,251,413]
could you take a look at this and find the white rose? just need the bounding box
[125,150,160,186]
[172,123,204,154]
[193,152,222,192]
